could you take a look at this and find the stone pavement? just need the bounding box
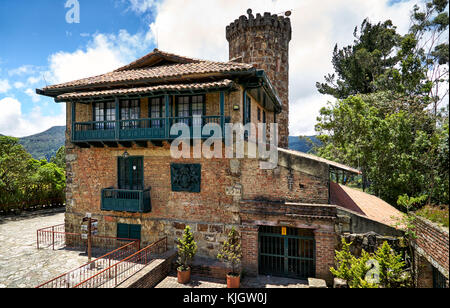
[155,272,309,288]
[0,209,92,288]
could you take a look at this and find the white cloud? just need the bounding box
[27,76,41,85]
[46,30,154,85]
[0,97,65,137]
[14,81,25,89]
[126,0,158,14]
[8,65,37,77]
[146,0,420,135]
[0,79,11,93]
[25,88,41,103]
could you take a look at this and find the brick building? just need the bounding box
[36,10,395,285]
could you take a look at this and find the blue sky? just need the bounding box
[0,0,426,137]
[0,0,157,137]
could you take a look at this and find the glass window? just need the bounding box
[177,96,190,125]
[120,99,140,129]
[191,95,204,127]
[94,102,115,130]
[175,95,204,126]
[150,97,165,128]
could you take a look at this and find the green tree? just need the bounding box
[0,136,33,211]
[316,94,448,205]
[318,0,449,107]
[316,18,400,99]
[50,146,66,170]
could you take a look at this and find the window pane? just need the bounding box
[178,96,190,125]
[192,96,203,127]
[151,98,162,128]
[105,102,116,129]
[95,102,104,130]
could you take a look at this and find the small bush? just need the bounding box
[176,225,197,271]
[330,238,412,288]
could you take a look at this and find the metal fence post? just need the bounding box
[52,226,55,250]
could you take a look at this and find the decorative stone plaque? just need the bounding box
[170,163,201,193]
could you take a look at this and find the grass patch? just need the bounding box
[415,205,449,228]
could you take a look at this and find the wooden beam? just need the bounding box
[118,141,132,148]
[103,141,119,148]
[134,141,148,148]
[74,142,91,148]
[88,141,105,148]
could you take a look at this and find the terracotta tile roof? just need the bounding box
[334,183,404,227]
[56,80,234,101]
[42,53,252,92]
[114,48,202,71]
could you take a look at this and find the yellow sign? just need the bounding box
[281,227,287,236]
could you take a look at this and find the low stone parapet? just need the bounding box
[117,250,177,288]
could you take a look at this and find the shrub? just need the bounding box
[176,225,197,271]
[330,238,412,288]
[217,227,242,276]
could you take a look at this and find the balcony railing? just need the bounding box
[101,187,151,213]
[73,116,230,142]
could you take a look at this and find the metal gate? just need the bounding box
[258,226,315,279]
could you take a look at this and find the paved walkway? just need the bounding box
[0,210,91,288]
[155,272,309,288]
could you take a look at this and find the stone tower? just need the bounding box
[226,9,292,148]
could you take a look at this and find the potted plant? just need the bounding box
[217,227,242,288]
[176,225,197,284]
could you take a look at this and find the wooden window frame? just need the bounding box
[93,101,116,130]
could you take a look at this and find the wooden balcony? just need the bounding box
[101,187,152,213]
[72,116,230,146]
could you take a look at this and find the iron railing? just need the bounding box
[36,224,139,252]
[73,237,168,288]
[36,240,140,288]
[72,116,231,142]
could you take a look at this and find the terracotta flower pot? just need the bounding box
[227,273,240,288]
[177,267,191,284]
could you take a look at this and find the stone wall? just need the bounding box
[117,250,177,288]
[226,10,291,148]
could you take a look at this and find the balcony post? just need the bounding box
[164,94,170,139]
[71,102,76,141]
[220,91,225,138]
[115,97,120,140]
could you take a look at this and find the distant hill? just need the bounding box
[288,136,321,153]
[18,126,65,160]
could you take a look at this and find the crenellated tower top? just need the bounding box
[226,9,292,148]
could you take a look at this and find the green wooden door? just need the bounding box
[118,156,143,190]
[258,226,315,279]
[117,223,141,240]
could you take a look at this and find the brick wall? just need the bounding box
[65,96,336,281]
[413,216,449,284]
[314,230,337,284]
[239,200,337,284]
